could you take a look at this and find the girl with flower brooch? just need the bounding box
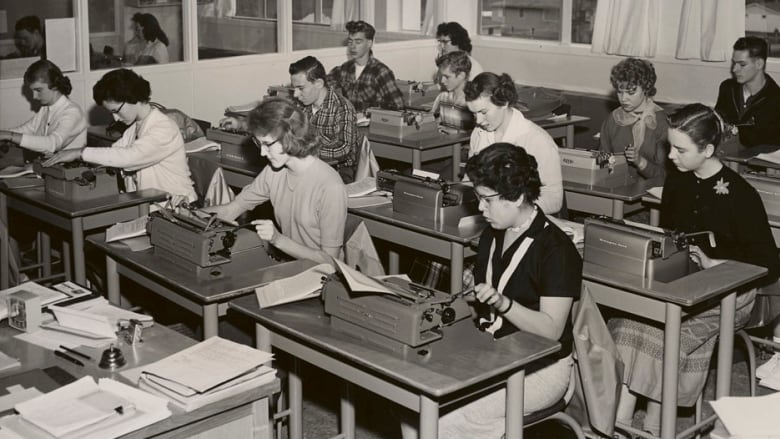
[610,103,780,438]
[599,57,669,180]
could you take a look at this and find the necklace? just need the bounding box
[507,206,537,234]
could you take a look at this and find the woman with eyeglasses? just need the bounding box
[434,22,483,80]
[43,68,196,204]
[203,97,347,266]
[401,142,580,438]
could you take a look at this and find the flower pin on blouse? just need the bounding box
[713,177,730,195]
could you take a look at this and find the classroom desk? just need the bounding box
[563,176,664,220]
[86,234,316,339]
[365,129,470,179]
[348,204,484,293]
[0,187,167,289]
[721,143,780,172]
[188,151,265,188]
[87,124,122,147]
[583,260,767,439]
[534,114,590,148]
[229,297,561,439]
[0,320,279,439]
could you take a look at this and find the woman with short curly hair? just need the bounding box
[204,97,347,266]
[599,57,669,179]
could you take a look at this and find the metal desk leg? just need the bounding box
[62,241,72,281]
[611,200,625,220]
[340,382,356,439]
[450,243,464,293]
[388,249,400,275]
[289,359,303,439]
[412,150,422,170]
[419,395,439,439]
[41,231,51,278]
[256,323,272,353]
[505,369,526,439]
[661,303,682,439]
[565,124,574,148]
[452,144,461,181]
[71,218,86,284]
[0,193,8,289]
[650,208,660,227]
[106,256,120,305]
[202,303,219,339]
[716,292,737,399]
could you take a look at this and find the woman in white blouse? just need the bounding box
[43,68,195,204]
[0,60,87,156]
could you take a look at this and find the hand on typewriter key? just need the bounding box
[688,245,725,270]
[43,148,83,167]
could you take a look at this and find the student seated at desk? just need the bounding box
[402,143,581,438]
[0,60,87,158]
[466,72,563,215]
[204,98,347,266]
[434,22,483,81]
[610,104,780,438]
[431,51,474,133]
[43,68,196,204]
[599,57,668,180]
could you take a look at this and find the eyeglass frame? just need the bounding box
[110,102,126,115]
[251,136,280,150]
[474,190,505,203]
[436,38,452,45]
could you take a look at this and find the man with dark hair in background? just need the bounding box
[10,16,45,58]
[715,36,780,147]
[327,20,404,113]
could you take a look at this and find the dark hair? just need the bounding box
[289,56,327,85]
[15,15,43,34]
[436,22,472,53]
[24,59,72,95]
[610,57,657,97]
[464,72,517,106]
[734,36,768,62]
[131,12,144,26]
[346,20,375,40]
[667,103,724,152]
[465,143,541,203]
[248,97,319,158]
[93,68,152,105]
[138,13,169,46]
[436,50,471,76]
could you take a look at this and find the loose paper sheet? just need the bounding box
[255,263,334,308]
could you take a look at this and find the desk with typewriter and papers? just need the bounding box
[581,218,767,439]
[229,293,560,439]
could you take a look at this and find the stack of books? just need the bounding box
[138,336,275,412]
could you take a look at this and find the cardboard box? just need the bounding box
[368,108,438,140]
[560,149,631,188]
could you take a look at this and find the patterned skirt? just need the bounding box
[608,289,756,406]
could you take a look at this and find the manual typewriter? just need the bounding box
[32,161,120,201]
[376,169,478,224]
[368,108,438,140]
[205,126,263,166]
[322,275,472,355]
[147,207,276,280]
[583,217,715,283]
[395,79,440,111]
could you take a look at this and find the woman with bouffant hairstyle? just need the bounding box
[0,59,86,155]
[204,97,347,266]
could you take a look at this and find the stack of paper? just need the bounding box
[184,137,220,154]
[138,337,276,412]
[710,392,780,438]
[0,376,170,439]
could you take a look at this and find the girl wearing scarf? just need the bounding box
[599,58,669,180]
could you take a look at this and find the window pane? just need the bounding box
[292,0,340,50]
[746,0,780,57]
[198,0,278,59]
[572,0,597,44]
[479,0,562,41]
[90,0,183,70]
[0,0,75,79]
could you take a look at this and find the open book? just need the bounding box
[105,216,149,242]
[255,263,335,308]
[184,136,220,154]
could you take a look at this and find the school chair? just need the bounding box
[521,368,586,439]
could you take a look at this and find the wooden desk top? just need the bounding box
[0,188,167,218]
[188,151,266,178]
[583,260,767,307]
[0,321,280,439]
[349,204,485,245]
[721,143,780,167]
[532,114,590,129]
[87,234,317,305]
[364,128,471,149]
[563,176,664,203]
[229,297,560,398]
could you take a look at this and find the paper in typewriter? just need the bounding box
[333,258,405,296]
[140,336,272,394]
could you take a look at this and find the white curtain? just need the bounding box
[676,0,744,61]
[422,0,437,36]
[331,0,360,31]
[591,0,660,57]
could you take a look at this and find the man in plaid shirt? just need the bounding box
[290,56,358,183]
[327,20,405,114]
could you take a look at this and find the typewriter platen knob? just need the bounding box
[440,307,456,325]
